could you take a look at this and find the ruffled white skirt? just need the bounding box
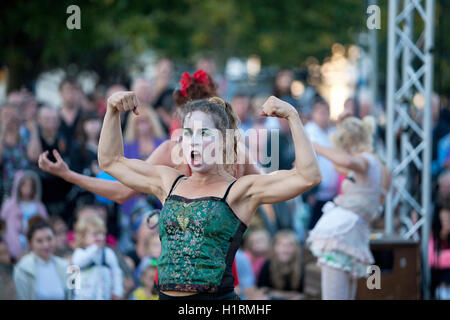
[306,201,374,279]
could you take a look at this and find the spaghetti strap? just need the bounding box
[167,174,185,198]
[222,180,237,202]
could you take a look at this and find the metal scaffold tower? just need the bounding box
[385,0,435,299]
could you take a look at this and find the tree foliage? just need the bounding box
[1,0,447,96]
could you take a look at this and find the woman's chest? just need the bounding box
[160,199,237,237]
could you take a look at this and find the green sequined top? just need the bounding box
[157,175,247,293]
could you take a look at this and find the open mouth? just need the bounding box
[190,150,202,166]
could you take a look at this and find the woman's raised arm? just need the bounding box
[231,96,322,223]
[98,91,179,202]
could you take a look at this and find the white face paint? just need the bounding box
[181,111,221,173]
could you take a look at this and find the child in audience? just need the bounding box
[244,228,271,280]
[134,231,161,282]
[72,214,123,300]
[130,261,158,300]
[67,204,117,249]
[257,230,304,300]
[1,170,48,261]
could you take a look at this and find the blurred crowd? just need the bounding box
[0,57,449,300]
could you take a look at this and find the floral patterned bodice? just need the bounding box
[157,176,246,293]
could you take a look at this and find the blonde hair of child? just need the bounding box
[74,215,106,248]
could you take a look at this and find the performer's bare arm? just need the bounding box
[98,91,180,202]
[312,143,369,174]
[229,96,322,225]
[333,164,351,176]
[38,115,266,207]
[240,150,277,222]
[38,139,188,204]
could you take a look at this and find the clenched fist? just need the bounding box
[260,96,298,119]
[107,91,140,115]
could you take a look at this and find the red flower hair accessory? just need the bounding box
[179,69,210,97]
[193,69,210,86]
[179,72,192,98]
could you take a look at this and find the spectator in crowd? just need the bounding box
[232,92,253,132]
[132,78,152,103]
[134,231,161,282]
[125,212,158,267]
[75,111,102,177]
[13,216,72,300]
[75,85,97,114]
[304,97,339,229]
[438,170,450,203]
[343,97,357,117]
[35,106,81,219]
[0,219,5,238]
[0,235,16,299]
[429,193,450,300]
[358,98,372,119]
[195,55,228,98]
[153,90,178,137]
[67,204,117,250]
[244,228,271,280]
[58,77,83,142]
[257,230,304,300]
[431,94,450,178]
[1,170,48,261]
[8,89,37,125]
[117,253,136,300]
[433,131,450,177]
[7,90,41,162]
[0,103,35,201]
[123,106,166,161]
[273,69,297,108]
[235,246,268,300]
[130,261,158,300]
[36,106,65,157]
[151,58,174,107]
[72,214,123,300]
[49,216,72,260]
